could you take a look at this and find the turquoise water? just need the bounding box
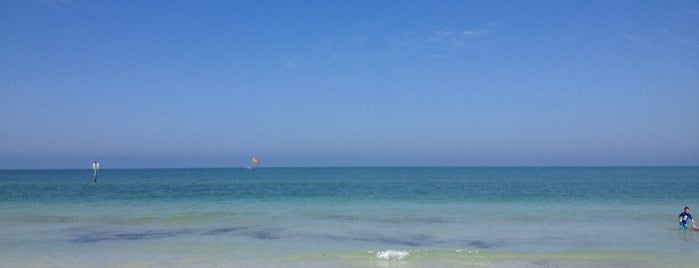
[1,167,698,267]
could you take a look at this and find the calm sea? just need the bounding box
[1,167,698,267]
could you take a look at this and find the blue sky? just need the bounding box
[1,0,698,168]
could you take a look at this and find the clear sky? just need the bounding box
[1,0,698,169]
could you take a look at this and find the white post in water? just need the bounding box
[92,161,100,183]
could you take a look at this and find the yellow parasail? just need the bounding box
[252,157,260,165]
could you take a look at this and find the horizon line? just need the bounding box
[2,165,698,171]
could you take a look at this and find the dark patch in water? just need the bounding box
[247,230,281,240]
[201,227,247,236]
[74,225,448,247]
[350,234,438,247]
[466,240,493,249]
[74,225,284,243]
[376,237,424,246]
[73,229,192,243]
[200,226,284,240]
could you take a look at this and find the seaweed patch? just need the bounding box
[73,229,193,243]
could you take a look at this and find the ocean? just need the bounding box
[1,167,698,267]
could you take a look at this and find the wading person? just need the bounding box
[679,206,696,230]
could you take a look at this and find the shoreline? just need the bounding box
[2,248,696,268]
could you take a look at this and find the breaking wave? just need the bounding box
[374,250,409,260]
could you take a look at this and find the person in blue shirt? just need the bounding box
[679,206,696,230]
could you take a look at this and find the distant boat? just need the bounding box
[246,157,260,170]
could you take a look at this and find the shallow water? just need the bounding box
[1,167,698,267]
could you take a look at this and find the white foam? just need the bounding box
[376,250,409,260]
